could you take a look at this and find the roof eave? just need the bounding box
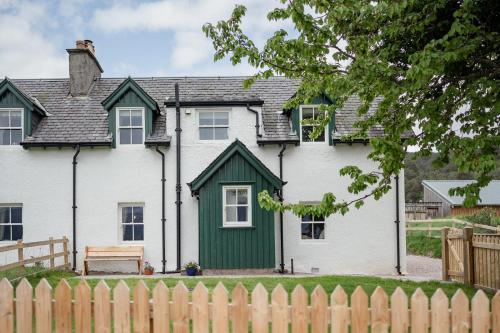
[164,100,264,107]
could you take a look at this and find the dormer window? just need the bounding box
[300,106,326,143]
[0,109,23,145]
[117,107,144,145]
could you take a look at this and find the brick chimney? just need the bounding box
[67,40,103,96]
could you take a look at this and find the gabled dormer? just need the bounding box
[0,78,47,145]
[102,77,160,148]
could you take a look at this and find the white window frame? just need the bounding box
[0,108,23,146]
[116,107,145,146]
[222,185,252,227]
[299,105,328,144]
[299,202,326,241]
[0,204,23,242]
[118,203,145,243]
[197,109,230,142]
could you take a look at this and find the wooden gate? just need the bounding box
[442,227,500,291]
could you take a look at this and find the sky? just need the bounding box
[0,0,291,79]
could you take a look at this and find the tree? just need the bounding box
[203,0,500,217]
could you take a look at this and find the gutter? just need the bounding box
[246,104,262,138]
[21,142,112,149]
[155,146,167,274]
[395,174,402,275]
[174,83,182,271]
[278,144,287,273]
[72,145,81,271]
[165,100,263,107]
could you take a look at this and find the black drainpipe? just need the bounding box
[155,146,167,274]
[395,174,402,275]
[246,104,262,138]
[72,145,80,271]
[175,83,182,271]
[278,144,286,273]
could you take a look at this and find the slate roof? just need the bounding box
[333,96,386,139]
[422,180,500,206]
[8,76,395,145]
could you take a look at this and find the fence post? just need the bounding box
[62,236,69,270]
[441,228,450,281]
[49,237,55,269]
[17,240,24,269]
[462,227,474,285]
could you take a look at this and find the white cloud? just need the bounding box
[0,1,67,78]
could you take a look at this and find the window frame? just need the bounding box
[0,108,24,146]
[222,185,252,228]
[299,105,328,144]
[300,213,326,241]
[0,204,23,242]
[197,109,230,142]
[116,107,145,146]
[118,203,145,243]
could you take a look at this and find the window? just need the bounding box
[222,185,252,227]
[301,214,325,240]
[300,106,325,143]
[0,109,23,145]
[0,205,22,241]
[118,108,144,145]
[120,205,144,241]
[198,110,229,140]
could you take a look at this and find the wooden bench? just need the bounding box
[83,246,144,276]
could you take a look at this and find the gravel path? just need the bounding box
[405,255,442,281]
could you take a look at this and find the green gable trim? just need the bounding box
[189,139,283,193]
[101,77,159,113]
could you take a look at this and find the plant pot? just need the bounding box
[144,268,154,276]
[186,267,197,276]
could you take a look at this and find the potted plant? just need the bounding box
[184,261,199,276]
[143,261,154,275]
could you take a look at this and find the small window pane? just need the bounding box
[301,126,313,142]
[225,206,237,222]
[11,130,22,145]
[133,207,143,223]
[301,223,312,239]
[237,206,248,222]
[134,225,144,240]
[314,223,325,239]
[237,189,248,204]
[214,127,228,140]
[123,225,133,241]
[301,214,312,222]
[0,225,11,241]
[199,128,213,140]
[302,108,314,120]
[120,129,131,144]
[315,129,325,142]
[199,112,213,126]
[131,128,143,144]
[130,110,142,126]
[0,129,9,145]
[122,207,133,223]
[119,111,130,126]
[11,207,22,224]
[10,111,22,127]
[11,225,22,240]
[226,189,237,204]
[214,112,228,125]
[314,215,325,222]
[0,112,9,127]
[0,207,9,224]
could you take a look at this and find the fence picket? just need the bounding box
[113,280,131,333]
[291,285,308,333]
[75,280,91,333]
[431,289,449,333]
[133,281,150,333]
[371,287,389,333]
[16,278,33,333]
[390,287,408,333]
[94,281,111,333]
[410,288,428,333]
[152,281,170,333]
[311,285,328,333]
[55,279,72,333]
[192,282,209,333]
[471,290,490,333]
[212,282,229,333]
[451,289,469,333]
[351,286,369,333]
[172,282,189,333]
[233,283,250,333]
[331,286,349,333]
[0,278,13,333]
[492,292,500,333]
[35,279,52,333]
[251,283,267,333]
[271,284,288,333]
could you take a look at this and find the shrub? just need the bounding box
[464,207,499,226]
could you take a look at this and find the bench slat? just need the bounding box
[83,245,144,276]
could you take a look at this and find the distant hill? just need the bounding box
[404,153,500,202]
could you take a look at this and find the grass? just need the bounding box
[407,234,442,258]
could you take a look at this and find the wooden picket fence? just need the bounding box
[1,279,500,333]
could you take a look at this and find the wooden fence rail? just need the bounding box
[0,278,499,333]
[408,219,500,236]
[0,236,69,272]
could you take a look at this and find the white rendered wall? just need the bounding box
[0,106,406,275]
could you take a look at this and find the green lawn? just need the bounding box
[12,269,486,300]
[407,234,442,258]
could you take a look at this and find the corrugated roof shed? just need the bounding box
[422,180,500,206]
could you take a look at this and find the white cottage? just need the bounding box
[0,40,406,275]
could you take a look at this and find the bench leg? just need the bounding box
[83,260,88,276]
[138,260,142,275]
